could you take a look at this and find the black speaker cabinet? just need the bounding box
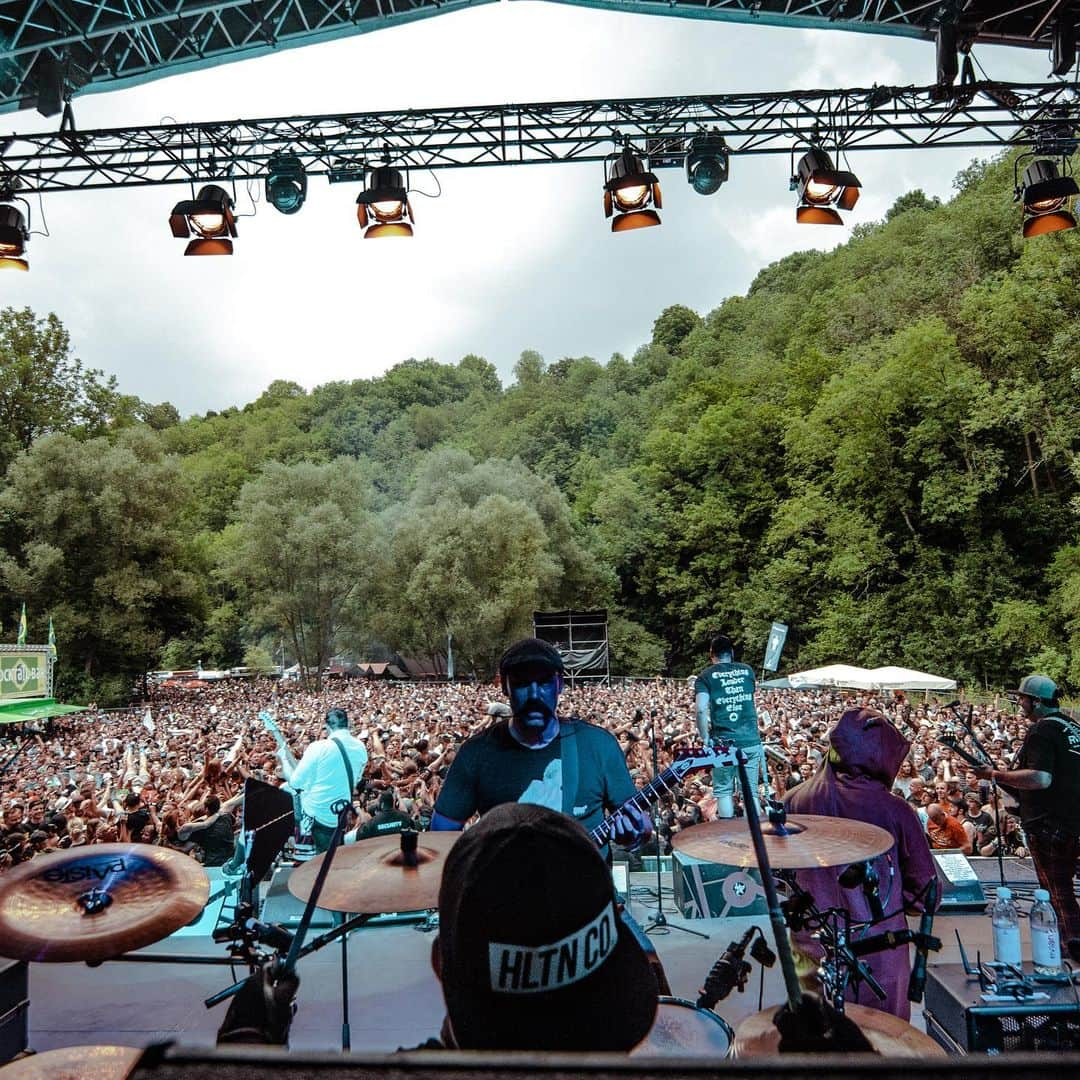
[924,962,1080,1053]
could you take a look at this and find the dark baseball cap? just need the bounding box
[498,637,565,691]
[436,802,657,1051]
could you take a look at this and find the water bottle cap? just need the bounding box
[998,887,1013,900]
[1034,888,1050,902]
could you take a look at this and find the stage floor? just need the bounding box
[22,872,1003,1055]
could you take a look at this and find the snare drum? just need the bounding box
[631,996,734,1058]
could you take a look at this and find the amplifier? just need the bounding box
[672,849,767,918]
[0,959,28,1064]
[924,962,1080,1053]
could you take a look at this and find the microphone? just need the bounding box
[849,928,914,957]
[697,926,755,1008]
[838,861,884,923]
[908,877,939,1003]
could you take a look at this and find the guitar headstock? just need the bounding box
[669,743,736,777]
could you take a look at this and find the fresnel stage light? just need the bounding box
[0,203,30,271]
[168,184,237,255]
[1016,158,1078,238]
[603,147,662,232]
[356,166,415,238]
[792,148,861,225]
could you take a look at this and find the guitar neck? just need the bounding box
[590,765,683,848]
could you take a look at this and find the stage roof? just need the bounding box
[0,0,1066,116]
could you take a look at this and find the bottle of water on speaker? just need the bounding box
[992,886,1022,967]
[1030,888,1062,974]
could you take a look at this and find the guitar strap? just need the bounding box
[331,735,356,804]
[560,719,580,820]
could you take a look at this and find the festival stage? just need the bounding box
[22,871,1003,1056]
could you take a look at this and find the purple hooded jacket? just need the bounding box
[783,707,938,1021]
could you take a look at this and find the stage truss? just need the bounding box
[1,81,1078,196]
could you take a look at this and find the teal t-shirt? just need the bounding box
[694,661,760,748]
[433,718,634,838]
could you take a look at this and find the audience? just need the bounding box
[0,674,1031,870]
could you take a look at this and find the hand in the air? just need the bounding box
[611,802,653,849]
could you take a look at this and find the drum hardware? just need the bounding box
[697,925,775,1012]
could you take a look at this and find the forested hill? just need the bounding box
[2,150,1079,702]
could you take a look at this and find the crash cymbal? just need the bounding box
[288,831,460,913]
[672,815,893,869]
[733,1001,946,1057]
[0,844,209,963]
[0,1046,141,1080]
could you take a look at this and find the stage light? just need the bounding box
[0,204,30,271]
[603,147,661,232]
[266,154,307,215]
[169,185,237,255]
[1017,159,1078,238]
[793,148,861,225]
[356,166,414,238]
[686,133,730,196]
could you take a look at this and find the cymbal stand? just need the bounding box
[644,718,708,939]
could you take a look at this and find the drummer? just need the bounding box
[783,707,938,1021]
[427,802,659,1051]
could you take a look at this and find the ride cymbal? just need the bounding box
[733,1001,946,1057]
[288,831,460,913]
[672,815,893,869]
[0,844,209,963]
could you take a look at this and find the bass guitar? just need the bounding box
[257,710,310,837]
[589,743,736,849]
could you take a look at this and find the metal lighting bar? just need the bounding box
[1,81,1078,195]
[0,0,1067,115]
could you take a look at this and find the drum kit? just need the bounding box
[0,803,944,1073]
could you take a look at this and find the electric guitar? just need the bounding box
[258,710,299,772]
[938,733,991,772]
[258,710,309,836]
[589,743,736,849]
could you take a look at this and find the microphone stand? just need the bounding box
[644,716,707,939]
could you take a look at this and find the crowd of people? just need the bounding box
[0,673,1029,873]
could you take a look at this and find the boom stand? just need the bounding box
[644,721,708,939]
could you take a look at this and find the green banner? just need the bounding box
[0,651,48,700]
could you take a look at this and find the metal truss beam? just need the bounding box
[2,81,1078,195]
[0,0,1070,117]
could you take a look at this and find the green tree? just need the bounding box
[220,459,377,688]
[0,429,202,702]
[0,307,120,472]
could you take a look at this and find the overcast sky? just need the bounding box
[0,3,1051,416]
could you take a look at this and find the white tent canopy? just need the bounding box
[786,664,956,691]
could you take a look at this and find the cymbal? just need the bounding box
[288,832,460,913]
[733,1001,946,1057]
[0,844,209,963]
[0,1046,141,1080]
[672,815,893,869]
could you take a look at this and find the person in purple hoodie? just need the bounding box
[784,706,938,1021]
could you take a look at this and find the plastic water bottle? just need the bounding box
[992,886,1022,967]
[1030,888,1062,974]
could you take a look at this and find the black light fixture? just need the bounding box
[792,148,861,225]
[0,204,30,271]
[266,154,307,215]
[686,132,730,196]
[603,146,661,232]
[168,184,237,255]
[356,166,414,238]
[1052,19,1077,77]
[1016,158,1078,238]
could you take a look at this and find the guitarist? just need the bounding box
[280,707,368,853]
[973,674,1080,960]
[431,638,652,852]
